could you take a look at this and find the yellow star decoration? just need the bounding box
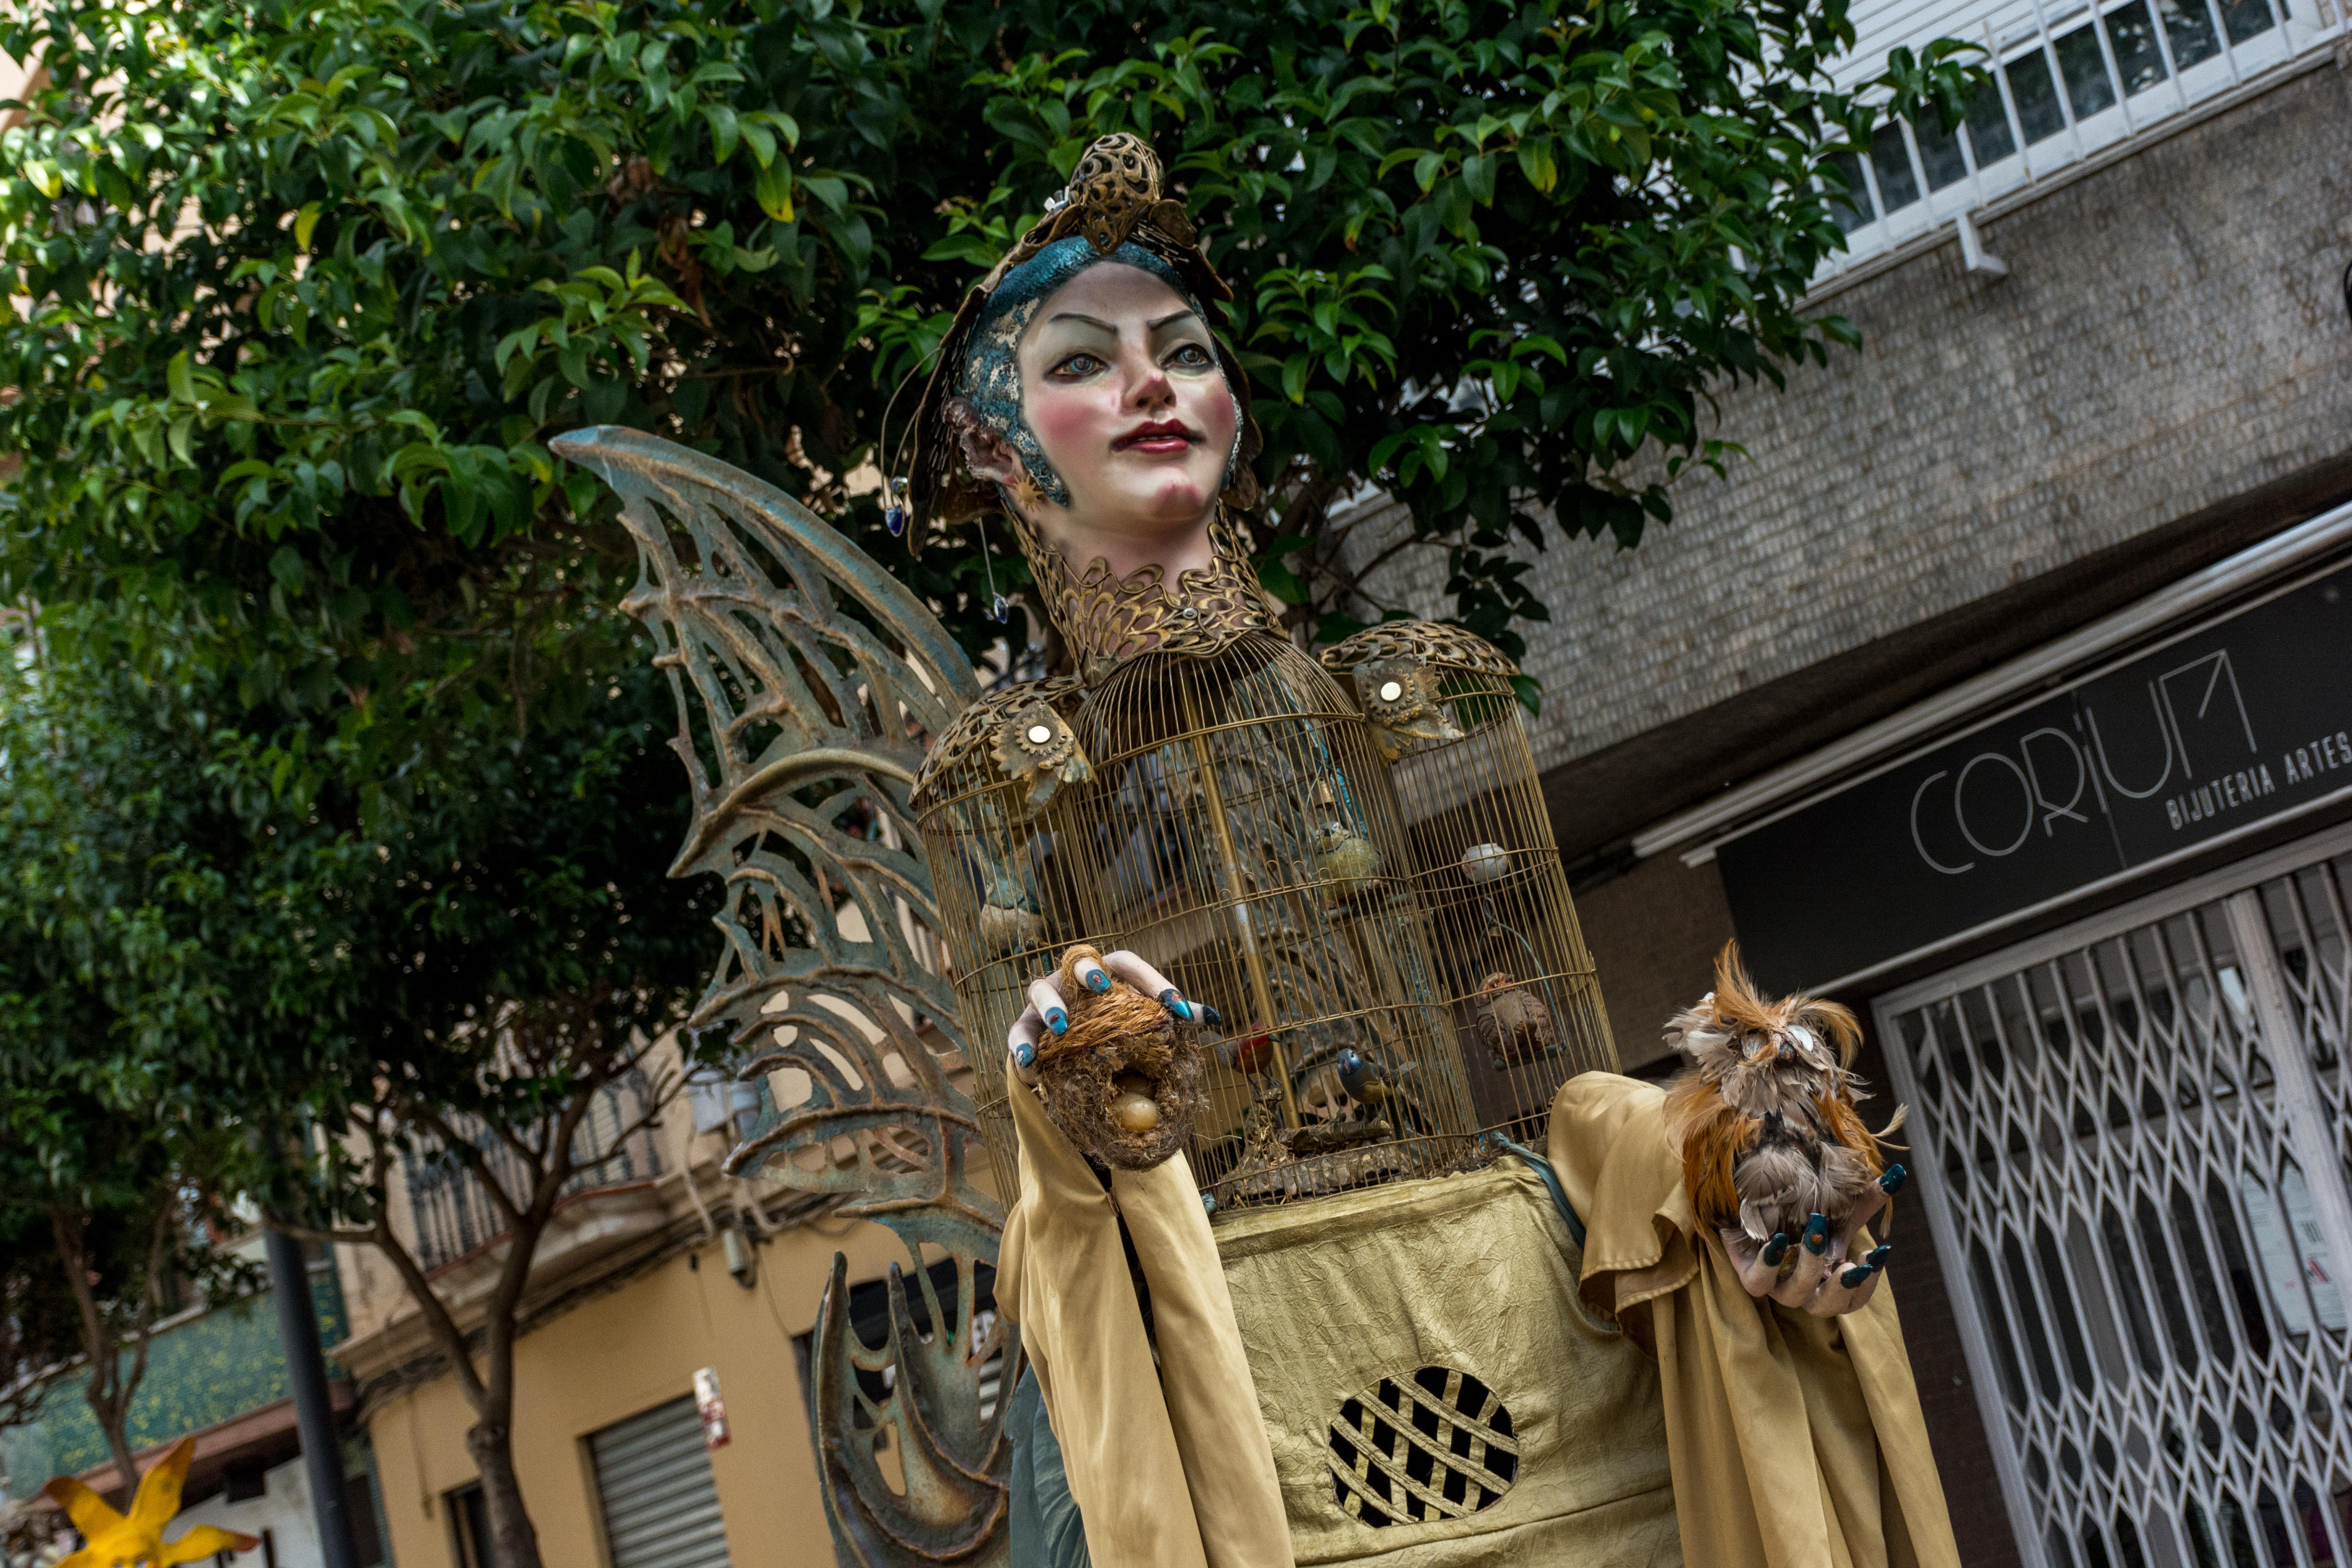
[43,1436,260,1568]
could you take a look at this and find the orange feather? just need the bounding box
[1667,1074,1756,1230]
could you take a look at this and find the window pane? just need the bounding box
[1915,112,1970,189]
[1965,80,2019,163]
[2056,22,2120,119]
[1825,150,1875,231]
[2217,0,2278,42]
[1869,122,1920,211]
[2007,51,2070,143]
[2160,0,2223,66]
[2105,0,2171,92]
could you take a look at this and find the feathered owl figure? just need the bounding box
[1663,942,1906,1246]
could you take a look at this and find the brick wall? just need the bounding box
[1340,57,2352,790]
[1575,851,1737,1072]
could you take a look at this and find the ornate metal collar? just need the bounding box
[1013,508,1280,683]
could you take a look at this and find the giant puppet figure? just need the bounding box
[553,134,1958,1568]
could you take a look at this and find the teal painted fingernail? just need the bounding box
[1014,1042,1034,1067]
[1761,1232,1789,1267]
[1880,1163,1908,1195]
[1047,1008,1067,1034]
[1866,1243,1893,1268]
[1842,1263,1876,1288]
[1159,988,1194,1021]
[1804,1213,1829,1254]
[1085,967,1110,993]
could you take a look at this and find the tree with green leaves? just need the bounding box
[265,648,721,1568]
[0,600,718,1555]
[0,628,270,1500]
[0,0,1975,727]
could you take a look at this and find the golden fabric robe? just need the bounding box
[1548,1072,1962,1568]
[996,1062,1295,1568]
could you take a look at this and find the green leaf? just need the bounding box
[754,158,795,222]
[166,351,196,407]
[294,201,323,250]
[705,104,740,165]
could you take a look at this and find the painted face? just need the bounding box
[1014,263,1239,547]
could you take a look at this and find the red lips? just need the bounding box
[1113,419,1201,453]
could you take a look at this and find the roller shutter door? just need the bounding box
[590,1395,732,1568]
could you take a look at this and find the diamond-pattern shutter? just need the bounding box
[1878,841,2352,1568]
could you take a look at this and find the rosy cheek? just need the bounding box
[1027,383,1115,468]
[1183,376,1239,452]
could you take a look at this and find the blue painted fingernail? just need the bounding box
[1014,1042,1034,1067]
[1761,1232,1789,1267]
[1804,1214,1829,1253]
[1201,1004,1224,1029]
[1159,987,1194,1020]
[1046,1008,1067,1034]
[1085,968,1110,993]
[1867,1243,1893,1268]
[1842,1263,1876,1288]
[1880,1163,1908,1195]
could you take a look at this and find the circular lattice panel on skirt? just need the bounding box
[1328,1365,1518,1526]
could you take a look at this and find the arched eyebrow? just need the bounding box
[1041,309,1203,332]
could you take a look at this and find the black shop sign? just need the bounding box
[1717,559,2352,991]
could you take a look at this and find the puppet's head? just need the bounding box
[907,134,1261,546]
[1663,942,1861,1115]
[46,1437,259,1568]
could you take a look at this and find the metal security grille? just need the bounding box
[590,1395,731,1568]
[1328,1365,1518,1526]
[1878,833,2352,1568]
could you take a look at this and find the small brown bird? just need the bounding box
[1473,972,1556,1069]
[1663,943,1906,1246]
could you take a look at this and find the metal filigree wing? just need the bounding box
[811,1250,1020,1566]
[552,428,997,1234]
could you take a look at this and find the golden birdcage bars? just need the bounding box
[918,624,1614,1212]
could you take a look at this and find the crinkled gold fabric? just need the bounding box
[1215,1161,1682,1567]
[1548,1073,1962,1568]
[1000,1067,1958,1568]
[997,1059,1294,1568]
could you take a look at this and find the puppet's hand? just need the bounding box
[1004,947,1214,1085]
[1721,1164,1904,1316]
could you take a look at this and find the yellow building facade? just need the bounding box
[332,1046,966,1568]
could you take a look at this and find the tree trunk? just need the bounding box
[88,1393,140,1510]
[49,1205,144,1507]
[464,1414,543,1568]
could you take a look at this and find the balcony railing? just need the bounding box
[406,1074,666,1273]
[1818,0,2343,277]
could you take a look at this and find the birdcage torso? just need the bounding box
[916,609,1615,1211]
